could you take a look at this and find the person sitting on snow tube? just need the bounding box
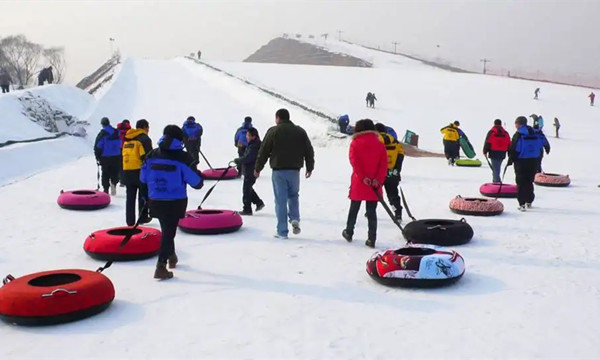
[483,119,510,183]
[141,125,204,280]
[338,114,350,134]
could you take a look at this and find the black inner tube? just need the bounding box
[542,173,561,177]
[463,198,488,202]
[106,228,143,236]
[72,190,97,195]
[394,248,437,256]
[194,210,224,215]
[422,220,455,227]
[28,273,82,287]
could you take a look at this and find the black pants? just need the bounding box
[515,160,537,206]
[185,141,200,164]
[1,85,9,93]
[236,147,245,175]
[242,175,263,211]
[125,182,148,226]
[346,200,378,240]
[383,176,402,216]
[158,216,179,263]
[443,140,460,160]
[100,157,121,192]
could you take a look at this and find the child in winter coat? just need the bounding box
[234,127,265,215]
[342,119,388,248]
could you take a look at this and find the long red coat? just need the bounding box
[349,131,388,201]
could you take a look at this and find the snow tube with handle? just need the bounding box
[534,172,570,187]
[449,195,503,216]
[0,269,114,325]
[84,226,161,261]
[201,168,239,180]
[178,209,243,235]
[57,190,110,210]
[366,244,465,288]
[479,182,518,198]
[455,159,482,167]
[403,218,473,246]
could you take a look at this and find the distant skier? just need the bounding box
[338,114,350,134]
[440,122,461,165]
[553,117,561,138]
[483,119,511,183]
[182,116,203,164]
[589,92,596,106]
[534,88,540,100]
[0,70,12,93]
[37,66,54,86]
[233,116,253,177]
[94,117,122,195]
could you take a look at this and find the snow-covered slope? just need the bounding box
[1,55,599,359]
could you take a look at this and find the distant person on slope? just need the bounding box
[140,125,204,280]
[553,117,561,138]
[365,92,372,107]
[534,88,540,100]
[37,66,54,86]
[338,114,350,134]
[440,122,461,165]
[532,123,550,173]
[370,93,377,108]
[122,119,152,226]
[483,119,511,183]
[342,119,388,248]
[233,127,265,215]
[507,116,544,211]
[375,122,404,220]
[182,116,203,164]
[94,117,122,195]
[589,92,596,106]
[255,108,315,239]
[233,116,254,177]
[0,70,12,93]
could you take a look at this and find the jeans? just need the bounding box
[272,170,300,236]
[126,182,148,226]
[158,216,179,263]
[490,158,503,183]
[346,200,378,240]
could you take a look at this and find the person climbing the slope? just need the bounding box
[589,92,595,106]
[440,122,460,165]
[182,116,203,164]
[553,117,561,138]
[534,88,540,100]
[122,119,152,226]
[365,92,372,107]
[483,119,511,183]
[369,93,377,108]
[94,117,122,195]
[140,125,204,280]
[37,66,54,86]
[375,122,404,220]
[233,116,253,177]
[342,119,387,248]
[233,127,265,215]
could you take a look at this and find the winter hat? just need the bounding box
[163,124,184,141]
[244,116,252,123]
[100,117,110,126]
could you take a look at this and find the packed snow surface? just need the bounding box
[0,53,599,359]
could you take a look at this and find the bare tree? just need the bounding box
[43,47,66,83]
[0,35,42,86]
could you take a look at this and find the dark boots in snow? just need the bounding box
[168,254,178,269]
[154,261,173,280]
[342,229,353,242]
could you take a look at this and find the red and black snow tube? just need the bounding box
[449,195,504,216]
[479,182,518,198]
[366,244,465,288]
[178,209,243,235]
[84,226,161,261]
[57,190,110,210]
[0,269,114,325]
[201,168,239,180]
[403,218,473,246]
[534,172,570,187]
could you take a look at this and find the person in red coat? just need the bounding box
[342,119,388,248]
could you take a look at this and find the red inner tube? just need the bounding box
[84,226,161,260]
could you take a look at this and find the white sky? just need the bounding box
[0,0,598,85]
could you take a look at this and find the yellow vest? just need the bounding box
[379,132,404,170]
[122,129,147,171]
[440,125,460,141]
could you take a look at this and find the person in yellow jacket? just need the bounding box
[122,119,153,226]
[375,123,404,220]
[440,121,461,165]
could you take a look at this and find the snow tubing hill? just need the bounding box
[449,195,504,216]
[403,218,473,246]
[479,182,518,198]
[0,269,114,325]
[455,158,482,167]
[179,209,243,235]
[57,190,110,210]
[534,172,570,187]
[84,226,161,261]
[366,244,465,287]
[201,168,239,180]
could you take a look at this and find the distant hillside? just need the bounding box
[244,37,372,68]
[76,54,120,94]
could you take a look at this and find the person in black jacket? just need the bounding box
[234,127,265,215]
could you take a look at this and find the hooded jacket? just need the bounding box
[234,121,253,148]
[122,128,153,171]
[94,125,122,158]
[348,131,388,201]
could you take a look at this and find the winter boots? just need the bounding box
[342,229,353,242]
[154,262,173,280]
[365,239,376,248]
[168,254,178,269]
[255,202,265,212]
[239,209,253,216]
[291,220,301,235]
[110,183,117,196]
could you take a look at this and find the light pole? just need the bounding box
[480,58,491,74]
[336,30,343,41]
[109,38,115,56]
[392,41,399,54]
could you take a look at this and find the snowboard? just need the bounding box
[460,137,476,159]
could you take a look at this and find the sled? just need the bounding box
[460,137,476,159]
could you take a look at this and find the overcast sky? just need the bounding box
[1,0,598,85]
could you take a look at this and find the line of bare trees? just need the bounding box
[0,35,66,88]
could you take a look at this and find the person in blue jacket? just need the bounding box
[533,123,550,173]
[338,114,350,134]
[233,116,253,176]
[182,116,203,164]
[507,116,545,211]
[141,125,204,280]
[94,117,122,195]
[233,127,265,215]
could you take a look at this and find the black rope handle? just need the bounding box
[198,161,236,209]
